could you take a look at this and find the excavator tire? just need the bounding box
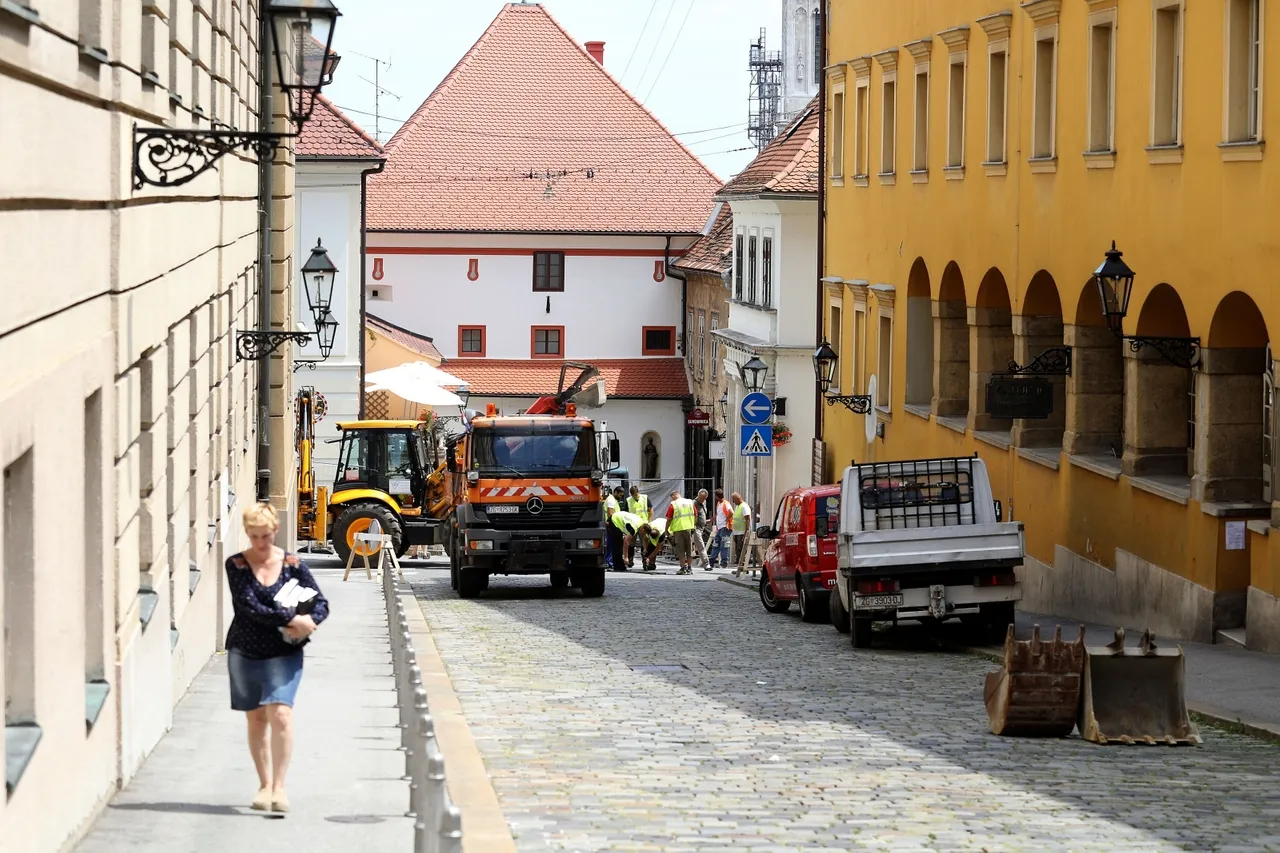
[332,502,402,566]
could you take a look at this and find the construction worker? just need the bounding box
[604,485,626,571]
[610,508,644,570]
[626,485,650,565]
[665,490,698,575]
[708,488,733,568]
[730,491,752,575]
[635,516,668,571]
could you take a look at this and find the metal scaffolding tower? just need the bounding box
[747,28,783,153]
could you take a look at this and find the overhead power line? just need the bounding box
[620,0,660,81]
[632,0,679,91]
[644,0,698,103]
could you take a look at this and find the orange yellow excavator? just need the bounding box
[441,362,620,598]
[294,386,451,563]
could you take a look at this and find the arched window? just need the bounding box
[813,10,821,87]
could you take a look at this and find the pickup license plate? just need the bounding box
[485,505,519,514]
[855,593,903,610]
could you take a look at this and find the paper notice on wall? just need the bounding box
[1225,521,1247,551]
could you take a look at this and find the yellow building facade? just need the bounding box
[823,0,1280,651]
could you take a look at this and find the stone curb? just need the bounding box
[719,575,758,591]
[949,643,1280,746]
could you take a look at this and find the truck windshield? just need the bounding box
[471,425,596,476]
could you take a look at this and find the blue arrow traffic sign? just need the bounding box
[740,392,772,426]
[740,425,773,457]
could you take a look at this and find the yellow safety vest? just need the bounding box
[669,498,697,533]
[612,510,643,534]
[645,518,667,546]
[732,502,750,533]
[627,494,651,522]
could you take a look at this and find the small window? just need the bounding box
[643,326,675,356]
[747,234,758,303]
[710,313,720,380]
[1087,16,1116,153]
[853,308,866,394]
[828,303,843,393]
[831,88,846,178]
[532,251,565,292]
[687,310,695,365]
[761,236,773,307]
[1226,0,1262,143]
[697,310,706,378]
[733,232,744,300]
[458,326,486,357]
[1032,34,1057,160]
[913,68,929,172]
[812,9,821,87]
[881,78,897,174]
[878,313,893,408]
[855,81,870,177]
[367,285,393,302]
[946,58,966,168]
[987,48,1008,163]
[531,326,563,358]
[1152,2,1183,147]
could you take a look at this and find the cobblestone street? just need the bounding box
[411,569,1280,853]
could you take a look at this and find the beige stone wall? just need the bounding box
[0,1,294,849]
[685,270,729,432]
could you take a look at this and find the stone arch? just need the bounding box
[1195,292,1271,503]
[1014,271,1066,449]
[1123,284,1194,479]
[905,258,934,407]
[932,262,968,418]
[970,268,1014,432]
[1064,279,1124,458]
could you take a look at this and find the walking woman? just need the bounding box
[225,502,329,813]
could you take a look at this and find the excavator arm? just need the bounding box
[524,361,601,415]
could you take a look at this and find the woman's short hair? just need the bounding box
[242,502,279,531]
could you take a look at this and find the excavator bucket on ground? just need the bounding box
[1077,628,1201,745]
[984,624,1086,737]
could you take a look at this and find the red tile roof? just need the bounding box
[367,3,721,234]
[443,358,690,399]
[366,314,442,361]
[673,204,733,275]
[719,97,820,197]
[298,94,385,159]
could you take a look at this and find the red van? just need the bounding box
[755,484,841,623]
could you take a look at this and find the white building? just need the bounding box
[296,95,386,486]
[781,0,822,125]
[0,1,314,849]
[714,100,821,522]
[364,3,723,485]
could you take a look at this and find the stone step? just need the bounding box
[1216,627,1247,649]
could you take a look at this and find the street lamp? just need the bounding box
[741,356,768,392]
[719,392,729,422]
[456,384,471,409]
[812,341,873,414]
[132,0,341,189]
[240,237,340,362]
[1091,241,1200,368]
[299,238,338,328]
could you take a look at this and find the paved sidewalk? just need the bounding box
[76,565,413,853]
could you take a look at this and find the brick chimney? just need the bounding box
[585,41,605,65]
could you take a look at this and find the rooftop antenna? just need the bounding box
[349,50,400,143]
[747,28,782,152]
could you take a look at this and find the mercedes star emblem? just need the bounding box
[526,497,545,515]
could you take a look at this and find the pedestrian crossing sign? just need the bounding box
[740,425,773,457]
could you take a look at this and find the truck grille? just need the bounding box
[484,505,588,531]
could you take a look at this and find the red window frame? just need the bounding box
[530,325,565,358]
[457,325,486,357]
[641,325,676,356]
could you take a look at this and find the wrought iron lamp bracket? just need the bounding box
[824,394,874,414]
[1121,334,1202,369]
[1005,346,1072,377]
[236,330,312,362]
[133,124,296,190]
[293,360,319,373]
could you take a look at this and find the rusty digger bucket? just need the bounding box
[1077,628,1201,745]
[984,624,1086,738]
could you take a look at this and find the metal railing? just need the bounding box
[381,557,463,853]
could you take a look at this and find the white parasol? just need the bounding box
[364,361,468,408]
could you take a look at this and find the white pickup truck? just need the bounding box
[831,454,1024,648]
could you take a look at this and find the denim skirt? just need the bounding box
[228,648,304,711]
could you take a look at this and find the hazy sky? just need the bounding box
[323,0,783,181]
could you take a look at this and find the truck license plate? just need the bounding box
[486,505,519,514]
[855,593,903,610]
